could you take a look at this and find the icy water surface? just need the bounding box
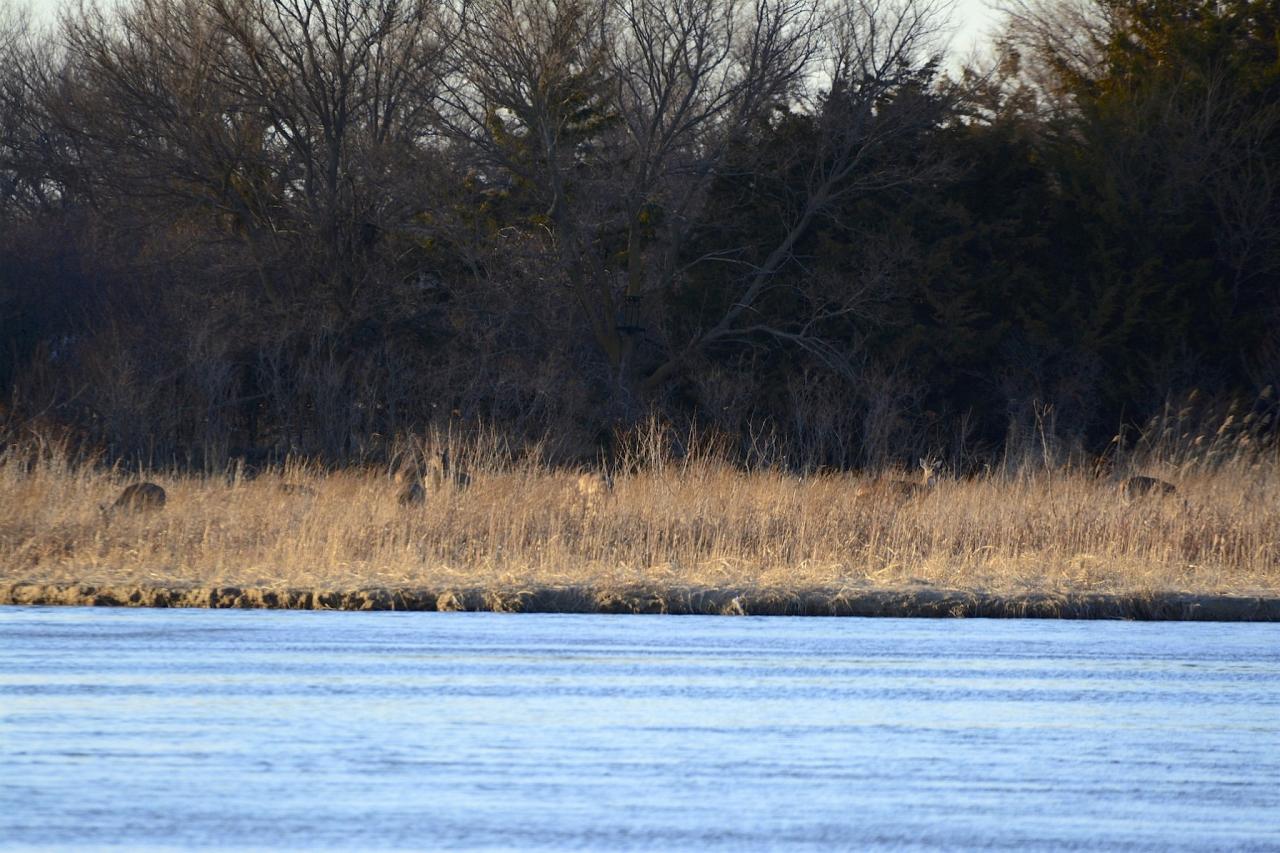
[1,608,1278,851]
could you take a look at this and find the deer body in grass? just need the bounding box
[856,458,940,501]
[1092,456,1177,499]
[104,482,167,514]
[575,471,613,510]
[1122,475,1177,499]
[397,449,471,505]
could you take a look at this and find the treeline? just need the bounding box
[1,0,1277,468]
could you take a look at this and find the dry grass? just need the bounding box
[1,437,1277,597]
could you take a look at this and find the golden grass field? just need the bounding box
[1,436,1276,603]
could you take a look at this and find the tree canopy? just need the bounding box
[1,0,1277,467]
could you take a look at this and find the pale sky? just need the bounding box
[16,0,1006,58]
[17,0,1005,37]
[949,0,1005,60]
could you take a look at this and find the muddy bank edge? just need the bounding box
[2,582,1279,620]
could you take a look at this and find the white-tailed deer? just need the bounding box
[574,471,614,516]
[104,482,167,514]
[440,448,471,490]
[856,457,940,501]
[576,471,613,500]
[397,478,426,505]
[1122,475,1177,499]
[394,461,427,505]
[1091,454,1178,499]
[396,449,470,506]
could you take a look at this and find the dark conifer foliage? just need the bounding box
[1,0,1276,468]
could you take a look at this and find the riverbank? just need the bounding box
[3,582,1279,620]
[4,439,1279,611]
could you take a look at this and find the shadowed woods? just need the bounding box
[1,0,1278,471]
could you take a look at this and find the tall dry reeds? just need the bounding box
[0,413,1277,597]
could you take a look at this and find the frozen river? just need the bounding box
[1,608,1278,851]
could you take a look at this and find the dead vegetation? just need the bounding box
[0,431,1276,599]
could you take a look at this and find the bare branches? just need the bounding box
[210,0,445,210]
[0,4,45,217]
[995,0,1110,110]
[6,0,963,439]
[607,0,815,170]
[645,0,952,388]
[440,0,886,396]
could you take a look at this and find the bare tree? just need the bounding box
[995,0,1109,112]
[438,0,615,352]
[440,0,820,400]
[643,0,955,390]
[47,0,246,209]
[600,0,820,382]
[210,0,448,275]
[0,4,67,219]
[29,0,447,311]
[0,2,26,217]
